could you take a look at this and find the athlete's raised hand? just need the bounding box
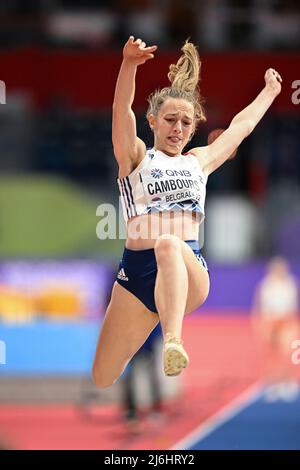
[264,68,282,96]
[123,36,157,66]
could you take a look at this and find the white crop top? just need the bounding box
[117,148,207,224]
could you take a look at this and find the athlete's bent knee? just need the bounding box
[154,234,181,259]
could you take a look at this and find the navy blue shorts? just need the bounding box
[116,239,209,314]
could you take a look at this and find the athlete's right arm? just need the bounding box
[112,36,157,174]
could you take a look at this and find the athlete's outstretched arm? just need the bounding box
[196,68,282,176]
[112,36,157,169]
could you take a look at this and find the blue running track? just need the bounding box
[188,393,300,450]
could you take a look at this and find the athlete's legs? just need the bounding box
[154,234,210,340]
[92,282,159,388]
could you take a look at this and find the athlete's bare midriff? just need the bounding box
[125,210,201,250]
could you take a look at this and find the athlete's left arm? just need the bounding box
[191,68,282,177]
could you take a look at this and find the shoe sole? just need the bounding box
[164,347,189,377]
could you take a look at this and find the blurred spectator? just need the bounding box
[254,0,300,50]
[46,9,117,48]
[252,257,300,401]
[0,0,300,50]
[112,0,168,46]
[122,323,163,433]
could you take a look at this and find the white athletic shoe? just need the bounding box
[163,336,189,377]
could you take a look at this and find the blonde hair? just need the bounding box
[147,40,206,132]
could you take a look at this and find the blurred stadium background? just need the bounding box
[0,0,299,450]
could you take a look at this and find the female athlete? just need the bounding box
[92,36,282,387]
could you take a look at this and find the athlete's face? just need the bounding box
[149,98,195,156]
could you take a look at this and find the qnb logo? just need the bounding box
[0,340,6,365]
[291,339,300,365]
[0,80,6,104]
[151,168,163,179]
[291,80,300,105]
[166,169,191,177]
